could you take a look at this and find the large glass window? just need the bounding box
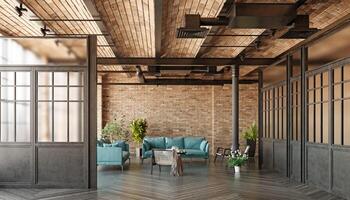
[0,71,31,142]
[307,70,329,144]
[37,71,84,142]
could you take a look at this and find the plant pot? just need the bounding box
[246,139,256,157]
[234,166,240,173]
[135,147,142,158]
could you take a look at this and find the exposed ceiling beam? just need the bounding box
[97,57,276,66]
[154,0,162,58]
[97,79,258,86]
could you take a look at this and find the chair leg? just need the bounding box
[214,155,217,163]
[121,165,124,172]
[141,158,144,164]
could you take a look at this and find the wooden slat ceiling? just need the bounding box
[23,0,115,58]
[0,0,42,36]
[0,0,80,60]
[245,0,350,58]
[94,0,155,58]
[161,0,225,58]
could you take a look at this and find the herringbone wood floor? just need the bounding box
[0,158,344,200]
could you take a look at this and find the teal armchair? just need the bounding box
[97,143,130,171]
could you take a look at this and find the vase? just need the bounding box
[246,139,256,157]
[234,166,240,173]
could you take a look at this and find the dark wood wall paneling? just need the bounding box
[260,57,350,199]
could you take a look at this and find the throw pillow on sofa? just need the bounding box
[200,140,208,151]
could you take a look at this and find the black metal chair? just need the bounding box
[214,147,231,163]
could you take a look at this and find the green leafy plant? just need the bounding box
[101,118,129,143]
[129,118,147,145]
[227,150,248,167]
[243,122,258,141]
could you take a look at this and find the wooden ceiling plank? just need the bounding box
[122,0,141,56]
[136,0,147,57]
[97,1,124,56]
[129,0,143,56]
[143,0,152,57]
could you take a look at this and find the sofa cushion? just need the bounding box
[165,137,184,149]
[184,137,204,149]
[103,143,112,147]
[200,140,208,151]
[112,140,126,151]
[184,149,207,157]
[144,137,165,149]
[143,150,153,158]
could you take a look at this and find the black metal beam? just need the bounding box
[300,47,308,183]
[154,0,162,58]
[29,18,102,22]
[97,79,257,85]
[97,57,276,66]
[258,69,263,169]
[286,54,292,178]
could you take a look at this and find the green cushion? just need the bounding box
[200,140,208,151]
[144,137,165,149]
[96,139,103,147]
[103,143,112,147]
[165,137,184,149]
[184,137,204,149]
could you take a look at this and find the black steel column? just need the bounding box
[301,46,308,183]
[286,55,293,178]
[258,69,263,169]
[88,35,97,189]
[232,65,240,151]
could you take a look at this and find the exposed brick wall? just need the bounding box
[98,75,258,155]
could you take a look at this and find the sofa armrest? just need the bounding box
[205,143,209,154]
[142,142,148,156]
[125,143,130,152]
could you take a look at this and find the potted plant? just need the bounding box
[243,122,258,157]
[129,118,147,157]
[227,149,248,173]
[100,118,129,144]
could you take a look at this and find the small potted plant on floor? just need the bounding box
[227,149,248,173]
[243,122,258,157]
[129,118,147,157]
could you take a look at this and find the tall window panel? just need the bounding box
[333,65,350,146]
[37,71,84,143]
[0,71,31,142]
[291,79,300,141]
[307,70,329,144]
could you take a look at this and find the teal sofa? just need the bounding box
[97,141,130,171]
[142,136,209,162]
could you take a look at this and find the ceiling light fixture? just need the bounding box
[15,3,28,17]
[40,25,50,36]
